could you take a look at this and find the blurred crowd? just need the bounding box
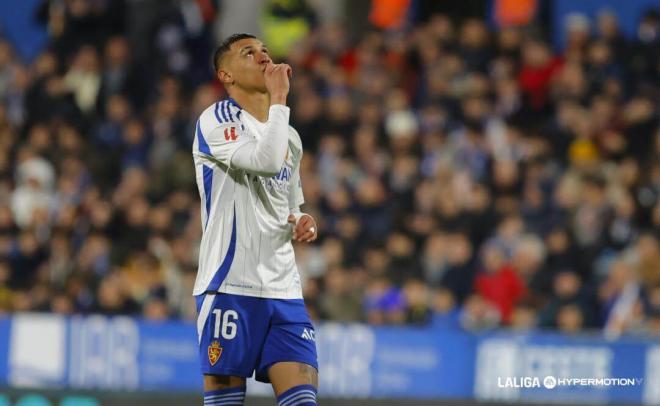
[0,0,659,338]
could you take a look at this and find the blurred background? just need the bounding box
[0,0,659,405]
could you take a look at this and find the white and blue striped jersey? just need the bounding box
[192,98,305,299]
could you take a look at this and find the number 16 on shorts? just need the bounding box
[212,309,238,340]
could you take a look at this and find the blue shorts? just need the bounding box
[195,293,318,383]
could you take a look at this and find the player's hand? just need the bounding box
[287,214,317,243]
[264,63,292,105]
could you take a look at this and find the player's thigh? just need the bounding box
[268,361,318,396]
[204,374,246,392]
[257,299,318,394]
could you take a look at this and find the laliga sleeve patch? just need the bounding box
[224,127,238,141]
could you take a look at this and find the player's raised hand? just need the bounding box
[264,63,292,105]
[288,214,318,243]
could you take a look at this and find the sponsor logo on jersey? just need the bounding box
[301,328,315,341]
[260,164,293,193]
[273,166,292,182]
[208,340,223,366]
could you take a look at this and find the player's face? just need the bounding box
[222,38,272,92]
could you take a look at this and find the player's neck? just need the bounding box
[228,89,270,123]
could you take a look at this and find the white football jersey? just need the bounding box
[192,99,305,299]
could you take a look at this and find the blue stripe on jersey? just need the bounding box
[225,98,243,122]
[224,101,234,122]
[220,101,229,122]
[205,206,237,292]
[202,164,213,230]
[228,98,242,109]
[197,120,211,155]
[214,102,224,124]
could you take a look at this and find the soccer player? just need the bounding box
[191,33,319,406]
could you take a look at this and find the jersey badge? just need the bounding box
[208,340,223,366]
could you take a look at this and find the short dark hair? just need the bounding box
[212,33,257,72]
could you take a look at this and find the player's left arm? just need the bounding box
[286,149,317,243]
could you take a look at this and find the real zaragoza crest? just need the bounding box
[208,340,223,366]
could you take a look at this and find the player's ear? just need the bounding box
[217,69,233,86]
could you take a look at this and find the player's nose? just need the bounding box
[257,53,272,65]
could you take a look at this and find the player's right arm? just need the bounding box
[228,104,289,176]
[203,64,292,177]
